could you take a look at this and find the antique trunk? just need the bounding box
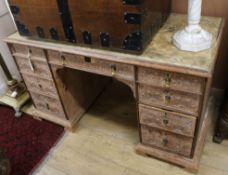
[8,0,171,53]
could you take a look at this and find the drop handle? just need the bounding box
[27,51,35,72]
[38,84,42,89]
[46,103,50,110]
[111,65,117,76]
[164,73,172,87]
[163,113,169,126]
[163,119,169,126]
[60,53,65,65]
[162,138,168,146]
[165,95,171,105]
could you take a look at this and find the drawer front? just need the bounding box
[30,92,66,119]
[138,67,205,94]
[29,47,46,59]
[139,105,197,137]
[12,44,29,55]
[141,125,193,157]
[47,51,134,80]
[12,44,46,59]
[138,84,201,116]
[23,75,58,97]
[14,56,52,79]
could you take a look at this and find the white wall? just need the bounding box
[0,0,20,95]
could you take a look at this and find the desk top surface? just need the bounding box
[5,14,224,77]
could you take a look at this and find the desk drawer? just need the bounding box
[138,67,205,94]
[30,92,66,119]
[139,105,196,137]
[47,51,134,80]
[23,75,58,98]
[141,125,193,157]
[12,44,29,55]
[14,56,52,79]
[12,44,46,60]
[138,84,201,116]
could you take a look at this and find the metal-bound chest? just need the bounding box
[8,0,171,53]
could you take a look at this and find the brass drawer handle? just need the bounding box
[27,50,35,72]
[164,73,172,88]
[46,103,50,110]
[162,138,169,146]
[165,95,171,105]
[38,84,42,89]
[163,113,169,126]
[163,119,169,126]
[111,65,117,76]
[60,53,65,65]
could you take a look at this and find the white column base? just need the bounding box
[173,25,213,52]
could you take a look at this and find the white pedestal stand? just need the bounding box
[173,0,212,52]
[0,1,29,117]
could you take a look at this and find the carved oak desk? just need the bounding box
[4,14,224,171]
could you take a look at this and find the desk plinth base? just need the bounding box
[22,103,79,132]
[136,144,199,173]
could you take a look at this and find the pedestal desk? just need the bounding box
[4,14,224,172]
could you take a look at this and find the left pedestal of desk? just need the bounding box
[5,43,109,131]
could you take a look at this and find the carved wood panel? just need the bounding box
[139,105,197,137]
[30,92,66,119]
[138,84,202,116]
[137,67,205,94]
[47,50,135,81]
[141,125,193,157]
[14,56,52,79]
[22,74,58,98]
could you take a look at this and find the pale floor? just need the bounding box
[34,81,228,175]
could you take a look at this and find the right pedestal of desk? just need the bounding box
[135,65,212,172]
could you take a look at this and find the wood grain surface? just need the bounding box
[30,92,66,119]
[139,105,197,137]
[141,125,193,157]
[138,84,202,116]
[5,14,224,77]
